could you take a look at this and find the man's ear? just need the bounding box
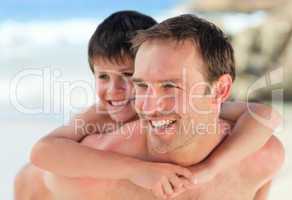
[213,74,233,103]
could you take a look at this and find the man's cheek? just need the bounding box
[156,95,176,114]
[134,99,143,114]
[174,93,187,115]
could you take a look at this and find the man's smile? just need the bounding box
[150,119,176,129]
[146,117,179,143]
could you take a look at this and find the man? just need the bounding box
[15,14,284,200]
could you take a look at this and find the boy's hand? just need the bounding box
[189,162,218,184]
[130,162,194,199]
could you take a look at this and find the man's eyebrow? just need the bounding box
[161,79,182,83]
[131,78,144,83]
[131,78,183,83]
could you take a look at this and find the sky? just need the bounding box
[0,0,189,78]
[0,0,185,21]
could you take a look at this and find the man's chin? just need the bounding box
[149,134,179,154]
[153,130,176,142]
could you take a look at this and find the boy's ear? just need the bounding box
[213,74,233,104]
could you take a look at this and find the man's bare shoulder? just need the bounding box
[239,136,285,186]
[219,119,284,186]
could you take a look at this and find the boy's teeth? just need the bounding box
[111,100,128,106]
[151,120,176,128]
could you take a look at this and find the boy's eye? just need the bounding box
[98,73,109,80]
[122,72,134,77]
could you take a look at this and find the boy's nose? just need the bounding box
[109,76,127,91]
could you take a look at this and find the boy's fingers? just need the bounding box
[169,178,190,199]
[183,178,195,189]
[161,177,174,196]
[153,183,166,199]
[169,175,183,192]
[176,167,192,178]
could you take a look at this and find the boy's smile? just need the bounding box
[107,99,132,107]
[93,57,137,123]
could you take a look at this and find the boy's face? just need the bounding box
[93,57,136,123]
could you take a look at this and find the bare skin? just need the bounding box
[16,119,283,200]
[253,181,272,200]
[14,164,52,200]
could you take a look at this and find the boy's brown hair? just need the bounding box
[88,10,157,72]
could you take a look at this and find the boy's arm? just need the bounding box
[30,103,138,179]
[31,105,193,199]
[190,101,282,183]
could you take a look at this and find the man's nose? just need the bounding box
[142,87,165,116]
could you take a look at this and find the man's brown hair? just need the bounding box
[132,14,235,82]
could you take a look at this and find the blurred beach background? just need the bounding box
[0,0,291,199]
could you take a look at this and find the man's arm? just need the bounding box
[254,181,272,200]
[190,101,282,183]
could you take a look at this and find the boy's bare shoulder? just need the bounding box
[103,120,147,147]
[81,120,148,159]
[79,103,112,121]
[71,103,117,135]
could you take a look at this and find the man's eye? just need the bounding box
[122,72,133,77]
[162,83,177,89]
[135,82,148,89]
[98,74,109,80]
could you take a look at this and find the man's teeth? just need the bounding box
[110,100,128,106]
[151,120,176,128]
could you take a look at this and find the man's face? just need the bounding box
[93,57,136,123]
[133,39,219,154]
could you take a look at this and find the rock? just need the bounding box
[232,27,259,74]
[189,0,289,13]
